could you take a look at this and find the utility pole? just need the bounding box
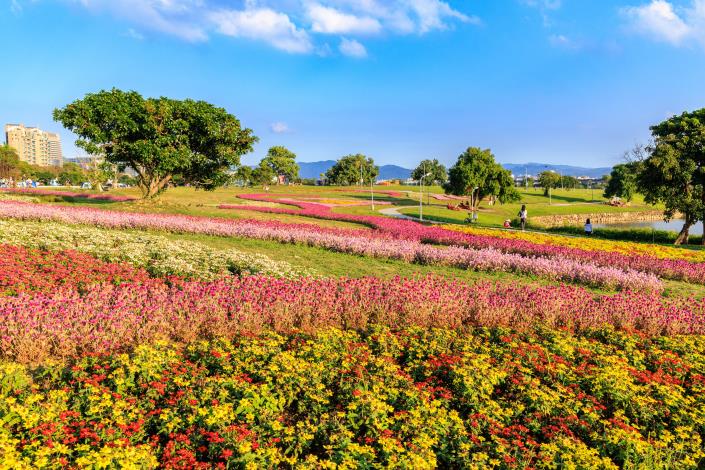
[370,178,374,210]
[419,164,423,221]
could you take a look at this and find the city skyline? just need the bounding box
[2,0,705,168]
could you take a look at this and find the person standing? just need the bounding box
[585,218,593,236]
[518,205,528,231]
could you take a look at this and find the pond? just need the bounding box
[594,219,704,235]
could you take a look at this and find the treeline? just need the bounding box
[0,145,136,187]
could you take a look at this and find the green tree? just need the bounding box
[560,175,580,190]
[59,163,87,186]
[444,147,519,207]
[412,159,447,186]
[538,171,561,197]
[252,165,275,186]
[234,165,253,186]
[53,88,257,198]
[603,163,638,202]
[637,110,705,244]
[259,146,299,183]
[325,154,379,186]
[0,145,20,179]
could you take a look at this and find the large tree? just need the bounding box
[0,145,20,179]
[537,171,561,197]
[604,163,639,202]
[412,159,447,185]
[325,154,379,186]
[444,147,519,207]
[637,110,705,244]
[53,89,257,198]
[259,146,299,183]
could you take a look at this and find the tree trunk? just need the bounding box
[675,220,692,245]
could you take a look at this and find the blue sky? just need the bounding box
[2,0,705,168]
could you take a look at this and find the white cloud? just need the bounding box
[270,122,290,133]
[405,0,479,33]
[125,28,145,40]
[522,0,562,9]
[310,0,477,34]
[209,7,313,53]
[308,4,381,34]
[34,0,478,55]
[75,0,208,42]
[622,0,691,45]
[339,37,367,57]
[547,33,585,50]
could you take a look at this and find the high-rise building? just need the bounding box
[5,124,63,167]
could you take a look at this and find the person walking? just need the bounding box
[585,218,593,236]
[518,205,528,231]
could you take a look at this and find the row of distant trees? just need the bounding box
[0,144,137,188]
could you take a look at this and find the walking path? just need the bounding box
[378,206,446,224]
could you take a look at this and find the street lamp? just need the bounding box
[419,170,432,221]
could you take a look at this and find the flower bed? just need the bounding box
[1,268,701,364]
[0,219,306,280]
[0,326,703,468]
[444,224,705,263]
[1,188,136,202]
[220,194,705,285]
[0,201,660,291]
[0,244,151,295]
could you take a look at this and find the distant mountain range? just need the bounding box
[502,163,613,179]
[297,161,412,180]
[296,160,613,181]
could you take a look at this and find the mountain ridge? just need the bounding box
[296,161,613,180]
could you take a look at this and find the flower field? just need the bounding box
[444,225,705,263]
[1,325,704,468]
[220,194,705,285]
[1,194,705,467]
[0,219,305,280]
[0,200,659,291]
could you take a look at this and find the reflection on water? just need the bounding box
[594,219,704,235]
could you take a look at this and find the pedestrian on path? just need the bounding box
[518,205,528,231]
[585,218,593,236]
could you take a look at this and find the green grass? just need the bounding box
[398,188,660,227]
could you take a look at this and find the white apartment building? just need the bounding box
[5,123,63,167]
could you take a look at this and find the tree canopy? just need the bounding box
[412,159,447,186]
[0,145,20,179]
[636,109,705,244]
[604,163,639,202]
[259,146,299,183]
[444,147,519,205]
[537,171,561,196]
[53,88,258,198]
[325,154,379,186]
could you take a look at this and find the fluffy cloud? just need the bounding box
[270,122,290,133]
[339,37,367,57]
[209,7,312,53]
[622,0,692,45]
[308,4,382,34]
[44,0,476,55]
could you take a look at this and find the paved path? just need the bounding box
[378,206,446,224]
